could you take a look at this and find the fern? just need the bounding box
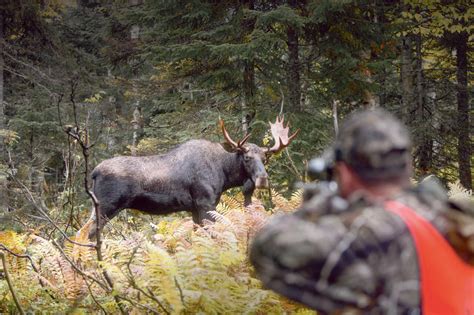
[145,243,184,313]
[447,181,474,217]
[289,189,304,209]
[270,189,295,211]
[0,231,28,274]
[1,192,313,314]
[29,234,87,302]
[220,194,242,210]
[448,180,473,200]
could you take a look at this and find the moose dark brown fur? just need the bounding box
[86,117,298,237]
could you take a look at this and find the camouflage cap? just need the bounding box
[335,109,412,182]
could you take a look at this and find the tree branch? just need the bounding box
[0,243,55,299]
[68,80,126,315]
[3,65,55,96]
[0,252,25,315]
[125,247,170,315]
[7,174,95,248]
[49,238,109,291]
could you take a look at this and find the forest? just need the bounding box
[0,0,472,313]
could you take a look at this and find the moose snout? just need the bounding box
[255,174,269,189]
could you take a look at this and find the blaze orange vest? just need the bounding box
[385,200,474,315]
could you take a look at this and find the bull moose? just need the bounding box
[85,116,298,237]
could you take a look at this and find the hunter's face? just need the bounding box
[335,162,362,198]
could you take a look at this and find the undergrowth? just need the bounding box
[0,190,312,314]
[3,182,470,313]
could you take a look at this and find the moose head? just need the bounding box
[220,116,300,190]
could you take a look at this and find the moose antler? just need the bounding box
[266,116,299,154]
[219,119,251,151]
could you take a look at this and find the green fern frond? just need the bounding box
[145,243,183,313]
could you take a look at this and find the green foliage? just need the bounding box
[398,0,473,38]
[4,0,470,208]
[1,0,471,309]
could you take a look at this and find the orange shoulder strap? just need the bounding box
[385,200,474,315]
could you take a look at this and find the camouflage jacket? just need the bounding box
[250,183,473,315]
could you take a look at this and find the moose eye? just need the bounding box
[244,156,252,161]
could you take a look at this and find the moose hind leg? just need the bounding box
[86,205,112,240]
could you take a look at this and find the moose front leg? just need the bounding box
[243,179,255,206]
[191,185,218,224]
[192,208,214,224]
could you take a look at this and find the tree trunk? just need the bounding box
[0,10,7,214]
[414,35,432,175]
[27,132,46,208]
[332,100,339,137]
[400,36,414,123]
[286,21,301,112]
[131,103,142,156]
[242,60,255,134]
[241,96,248,135]
[240,0,255,133]
[359,48,379,108]
[455,32,472,189]
[0,9,4,135]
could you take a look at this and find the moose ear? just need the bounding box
[221,142,238,152]
[221,143,247,153]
